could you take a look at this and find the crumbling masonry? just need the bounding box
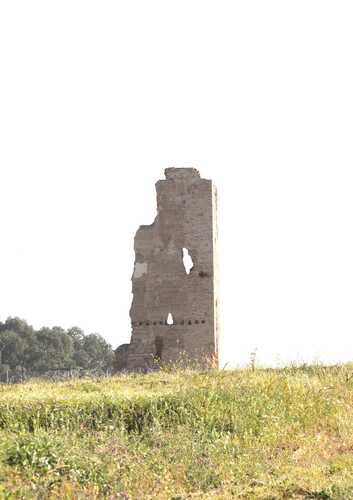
[116,168,219,370]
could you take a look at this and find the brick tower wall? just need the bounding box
[118,168,219,371]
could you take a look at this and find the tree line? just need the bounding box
[0,317,115,380]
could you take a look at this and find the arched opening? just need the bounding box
[155,336,163,360]
[167,312,174,325]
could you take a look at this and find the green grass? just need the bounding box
[0,364,352,498]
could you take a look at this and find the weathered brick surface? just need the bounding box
[117,168,219,370]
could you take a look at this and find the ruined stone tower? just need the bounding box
[116,168,219,371]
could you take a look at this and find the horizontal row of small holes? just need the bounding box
[132,320,207,326]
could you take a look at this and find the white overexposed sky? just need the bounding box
[1,1,353,367]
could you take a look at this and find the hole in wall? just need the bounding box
[182,248,194,275]
[167,312,174,325]
[155,336,163,360]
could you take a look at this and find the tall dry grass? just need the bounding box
[0,363,352,498]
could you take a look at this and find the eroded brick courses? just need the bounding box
[116,168,219,370]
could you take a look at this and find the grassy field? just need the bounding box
[0,365,352,499]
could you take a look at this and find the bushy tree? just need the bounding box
[0,318,114,376]
[0,330,23,367]
[82,333,115,371]
[31,327,73,371]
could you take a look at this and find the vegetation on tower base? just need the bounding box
[0,364,352,498]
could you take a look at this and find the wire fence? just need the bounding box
[0,366,114,384]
